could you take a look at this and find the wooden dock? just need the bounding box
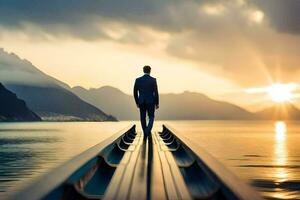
[8,125,263,200]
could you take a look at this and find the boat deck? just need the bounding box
[103,131,192,200]
[9,125,263,200]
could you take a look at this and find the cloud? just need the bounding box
[0,0,298,42]
[251,0,300,34]
[0,0,255,38]
[0,0,187,39]
[0,0,300,87]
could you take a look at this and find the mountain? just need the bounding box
[0,48,69,89]
[72,86,138,120]
[72,86,255,120]
[0,83,41,122]
[255,104,300,120]
[158,92,255,120]
[0,48,115,121]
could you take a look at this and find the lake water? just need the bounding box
[0,121,300,199]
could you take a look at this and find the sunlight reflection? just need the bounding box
[274,121,288,182]
[275,121,286,142]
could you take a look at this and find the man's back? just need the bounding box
[134,74,159,106]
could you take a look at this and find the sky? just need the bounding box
[0,0,300,110]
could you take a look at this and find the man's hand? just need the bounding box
[155,104,159,109]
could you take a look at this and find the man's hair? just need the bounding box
[143,65,151,74]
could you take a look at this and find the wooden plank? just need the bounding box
[150,133,167,200]
[104,132,143,200]
[128,136,148,200]
[153,133,181,200]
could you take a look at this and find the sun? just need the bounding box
[267,83,296,103]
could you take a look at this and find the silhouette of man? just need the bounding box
[134,65,159,136]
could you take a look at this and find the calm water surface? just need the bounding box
[164,120,300,200]
[0,121,300,200]
[0,122,131,198]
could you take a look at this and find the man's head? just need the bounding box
[143,65,151,74]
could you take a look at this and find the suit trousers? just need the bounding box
[139,103,155,136]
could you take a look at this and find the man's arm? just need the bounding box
[154,79,159,108]
[133,79,139,107]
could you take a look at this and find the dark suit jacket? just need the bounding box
[134,74,159,106]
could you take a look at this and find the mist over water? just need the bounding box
[0,121,300,199]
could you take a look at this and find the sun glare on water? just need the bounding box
[275,121,286,142]
[267,83,296,103]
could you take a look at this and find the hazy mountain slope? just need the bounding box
[72,86,255,120]
[158,92,255,120]
[72,86,138,120]
[255,104,300,120]
[0,48,69,89]
[0,83,41,122]
[5,84,113,121]
[0,48,114,121]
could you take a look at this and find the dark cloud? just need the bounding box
[1,0,298,37]
[166,26,300,86]
[1,0,300,87]
[0,0,194,39]
[0,0,244,38]
[251,0,300,34]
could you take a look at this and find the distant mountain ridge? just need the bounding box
[0,48,115,121]
[0,83,41,122]
[255,104,300,120]
[0,48,69,89]
[72,85,300,120]
[72,86,256,120]
[3,47,300,121]
[72,86,138,120]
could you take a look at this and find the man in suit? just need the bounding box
[134,65,159,136]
